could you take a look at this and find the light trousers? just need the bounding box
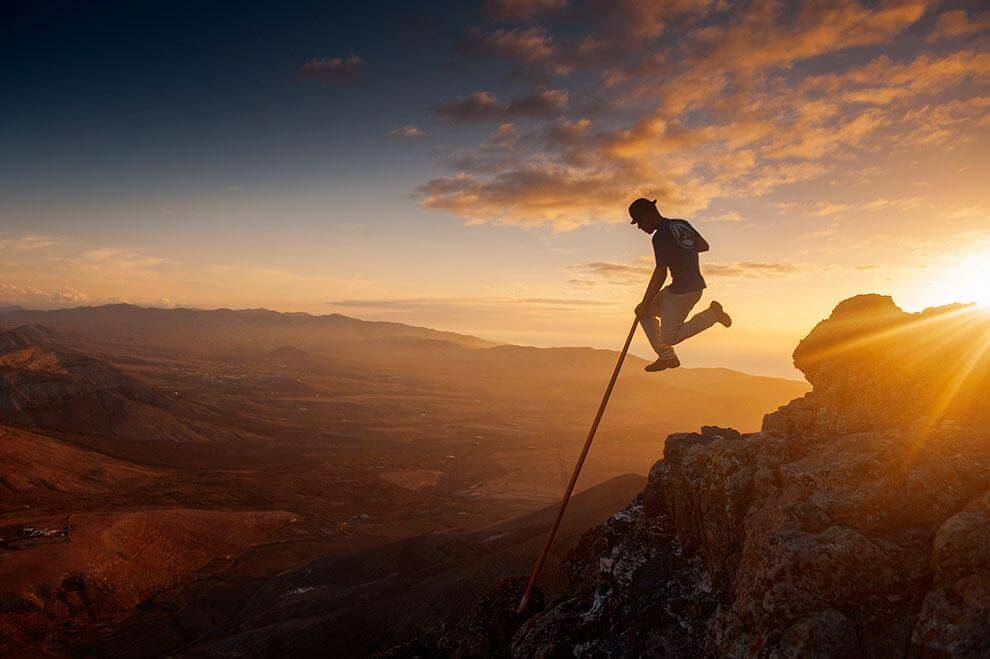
[639,287,716,359]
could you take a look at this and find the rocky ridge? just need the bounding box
[429,296,990,657]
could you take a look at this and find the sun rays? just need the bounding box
[917,251,990,310]
[794,300,990,431]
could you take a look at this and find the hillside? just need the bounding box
[0,327,244,443]
[87,474,646,657]
[0,304,496,359]
[402,296,990,657]
[0,425,155,505]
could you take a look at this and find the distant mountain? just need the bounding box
[0,327,242,442]
[0,304,496,359]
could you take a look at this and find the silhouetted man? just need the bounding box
[629,198,732,372]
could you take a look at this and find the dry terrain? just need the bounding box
[0,304,807,655]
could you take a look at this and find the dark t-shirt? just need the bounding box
[652,219,707,294]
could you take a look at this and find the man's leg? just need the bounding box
[639,292,675,359]
[658,289,700,356]
[671,293,719,344]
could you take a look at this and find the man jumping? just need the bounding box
[628,198,732,372]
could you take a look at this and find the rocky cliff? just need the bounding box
[434,296,990,657]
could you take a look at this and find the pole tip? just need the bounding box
[516,593,530,614]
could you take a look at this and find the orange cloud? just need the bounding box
[461,26,570,74]
[436,88,569,122]
[417,0,984,230]
[926,9,990,43]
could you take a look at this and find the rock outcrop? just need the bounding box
[451,296,990,657]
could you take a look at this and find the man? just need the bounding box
[628,197,732,372]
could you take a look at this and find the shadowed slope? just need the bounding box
[102,474,645,657]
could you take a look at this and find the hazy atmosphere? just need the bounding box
[3,0,987,377]
[2,3,989,657]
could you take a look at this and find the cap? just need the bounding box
[628,198,658,223]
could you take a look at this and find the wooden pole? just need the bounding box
[517,314,641,613]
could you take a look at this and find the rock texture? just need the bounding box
[448,296,990,657]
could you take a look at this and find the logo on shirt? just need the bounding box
[669,221,695,249]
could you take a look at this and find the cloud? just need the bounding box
[704,262,806,278]
[482,0,568,22]
[808,202,850,217]
[779,196,928,219]
[436,88,569,122]
[571,258,653,285]
[327,296,615,319]
[506,87,569,117]
[0,235,57,253]
[585,0,697,41]
[0,283,90,309]
[415,0,985,231]
[571,257,812,286]
[683,1,928,76]
[941,202,988,221]
[702,211,746,223]
[80,247,165,270]
[417,163,640,229]
[897,95,990,150]
[298,55,364,83]
[389,124,426,138]
[513,297,612,306]
[926,9,990,43]
[437,92,502,122]
[460,26,570,74]
[860,197,927,211]
[807,50,990,109]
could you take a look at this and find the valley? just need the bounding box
[0,304,807,655]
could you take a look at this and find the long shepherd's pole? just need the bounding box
[516,314,641,613]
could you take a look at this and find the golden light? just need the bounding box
[929,252,990,308]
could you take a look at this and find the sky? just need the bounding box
[1,0,988,378]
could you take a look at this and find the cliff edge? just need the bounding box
[441,295,990,657]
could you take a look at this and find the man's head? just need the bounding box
[628,198,662,233]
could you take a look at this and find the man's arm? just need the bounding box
[694,226,710,252]
[635,265,667,317]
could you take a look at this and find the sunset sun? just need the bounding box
[930,253,990,308]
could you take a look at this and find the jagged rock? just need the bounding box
[438,576,544,658]
[912,492,990,655]
[378,576,545,658]
[463,296,990,657]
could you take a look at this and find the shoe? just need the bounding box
[645,355,680,372]
[710,301,732,327]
